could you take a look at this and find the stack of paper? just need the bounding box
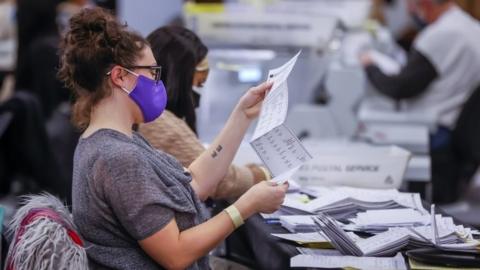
[283,187,426,220]
[368,50,402,75]
[272,231,361,245]
[291,252,407,270]
[279,215,320,232]
[297,248,342,256]
[260,206,306,221]
[313,213,478,257]
[271,232,329,245]
[346,208,430,233]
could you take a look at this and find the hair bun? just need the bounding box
[58,7,147,129]
[83,17,107,34]
[68,8,120,44]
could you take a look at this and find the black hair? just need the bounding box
[147,26,208,134]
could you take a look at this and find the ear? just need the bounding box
[108,65,128,90]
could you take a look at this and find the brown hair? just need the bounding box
[58,7,147,130]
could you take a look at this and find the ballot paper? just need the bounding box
[271,232,329,244]
[368,50,402,75]
[278,215,363,237]
[279,215,320,232]
[418,206,480,253]
[313,213,477,257]
[346,208,430,233]
[282,187,426,220]
[296,248,342,256]
[270,165,302,185]
[250,51,312,178]
[260,206,301,220]
[251,52,299,140]
[291,252,407,270]
[272,231,360,244]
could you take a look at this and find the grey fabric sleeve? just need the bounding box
[94,151,176,241]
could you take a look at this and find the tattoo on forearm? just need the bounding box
[211,145,223,158]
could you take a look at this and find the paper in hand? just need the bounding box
[250,51,312,178]
[270,165,302,185]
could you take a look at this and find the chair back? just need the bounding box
[5,193,88,270]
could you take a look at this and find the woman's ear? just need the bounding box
[109,66,128,90]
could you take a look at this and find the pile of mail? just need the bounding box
[282,186,425,220]
[291,252,407,270]
[345,208,430,233]
[313,212,479,257]
[279,215,319,232]
[292,248,408,270]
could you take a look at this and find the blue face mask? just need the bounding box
[121,68,168,123]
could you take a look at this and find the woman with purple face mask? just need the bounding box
[59,7,287,270]
[139,26,271,201]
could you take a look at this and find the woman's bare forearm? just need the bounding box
[188,106,251,200]
[139,198,255,269]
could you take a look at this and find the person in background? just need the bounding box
[15,0,69,119]
[0,91,66,199]
[360,0,480,203]
[0,0,16,88]
[57,0,91,34]
[139,26,270,200]
[60,7,287,269]
[371,0,419,50]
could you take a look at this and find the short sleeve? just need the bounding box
[414,28,460,75]
[94,150,178,241]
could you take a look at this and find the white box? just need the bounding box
[357,123,430,155]
[293,141,411,189]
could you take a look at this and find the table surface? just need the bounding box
[227,201,476,270]
[235,213,406,270]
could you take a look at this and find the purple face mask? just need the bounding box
[121,69,167,123]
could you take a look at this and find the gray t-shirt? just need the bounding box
[72,129,210,269]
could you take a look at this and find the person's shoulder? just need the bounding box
[85,129,146,164]
[426,7,477,37]
[414,20,461,51]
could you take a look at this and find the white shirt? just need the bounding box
[406,6,480,129]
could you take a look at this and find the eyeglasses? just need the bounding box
[106,65,162,83]
[127,65,162,83]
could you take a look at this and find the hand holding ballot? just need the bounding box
[250,51,312,181]
[236,181,288,216]
[236,81,274,120]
